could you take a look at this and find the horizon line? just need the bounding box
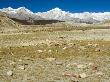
[1,7,110,13]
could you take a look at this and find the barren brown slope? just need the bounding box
[0,12,20,32]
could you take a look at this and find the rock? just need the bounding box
[68,43,73,46]
[18,65,25,70]
[48,50,52,53]
[55,43,60,46]
[93,44,98,47]
[77,64,86,69]
[59,36,65,39]
[44,49,46,52]
[7,70,13,76]
[87,43,92,46]
[62,72,73,77]
[95,48,101,52]
[46,39,50,42]
[46,58,56,62]
[79,73,87,78]
[63,72,79,78]
[71,80,79,82]
[88,63,94,66]
[79,46,86,50]
[71,77,79,82]
[73,74,80,78]
[18,59,22,62]
[102,44,104,47]
[53,77,61,80]
[37,50,43,53]
[56,61,63,65]
[66,63,77,68]
[66,64,71,68]
[56,50,58,52]
[62,47,67,50]
[96,72,103,76]
[92,64,98,70]
[10,61,16,65]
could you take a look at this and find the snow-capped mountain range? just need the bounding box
[1,7,110,24]
[0,7,43,20]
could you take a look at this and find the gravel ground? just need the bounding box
[0,29,110,82]
[0,54,110,82]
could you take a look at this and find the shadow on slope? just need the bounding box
[11,18,64,25]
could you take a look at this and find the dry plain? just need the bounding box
[0,19,110,82]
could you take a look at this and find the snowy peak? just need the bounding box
[48,7,67,14]
[47,7,70,15]
[36,8,72,20]
[16,7,33,14]
[0,7,43,20]
[1,7,110,24]
[49,7,62,12]
[0,7,33,14]
[0,7,13,11]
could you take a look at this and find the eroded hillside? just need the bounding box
[0,12,20,32]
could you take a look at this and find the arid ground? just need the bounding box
[0,17,110,82]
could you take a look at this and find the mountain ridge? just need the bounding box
[1,7,110,24]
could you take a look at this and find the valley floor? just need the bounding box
[0,26,110,82]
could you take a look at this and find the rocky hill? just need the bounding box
[0,12,20,32]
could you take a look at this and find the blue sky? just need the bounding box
[0,0,110,12]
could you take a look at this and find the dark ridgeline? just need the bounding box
[11,18,64,25]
